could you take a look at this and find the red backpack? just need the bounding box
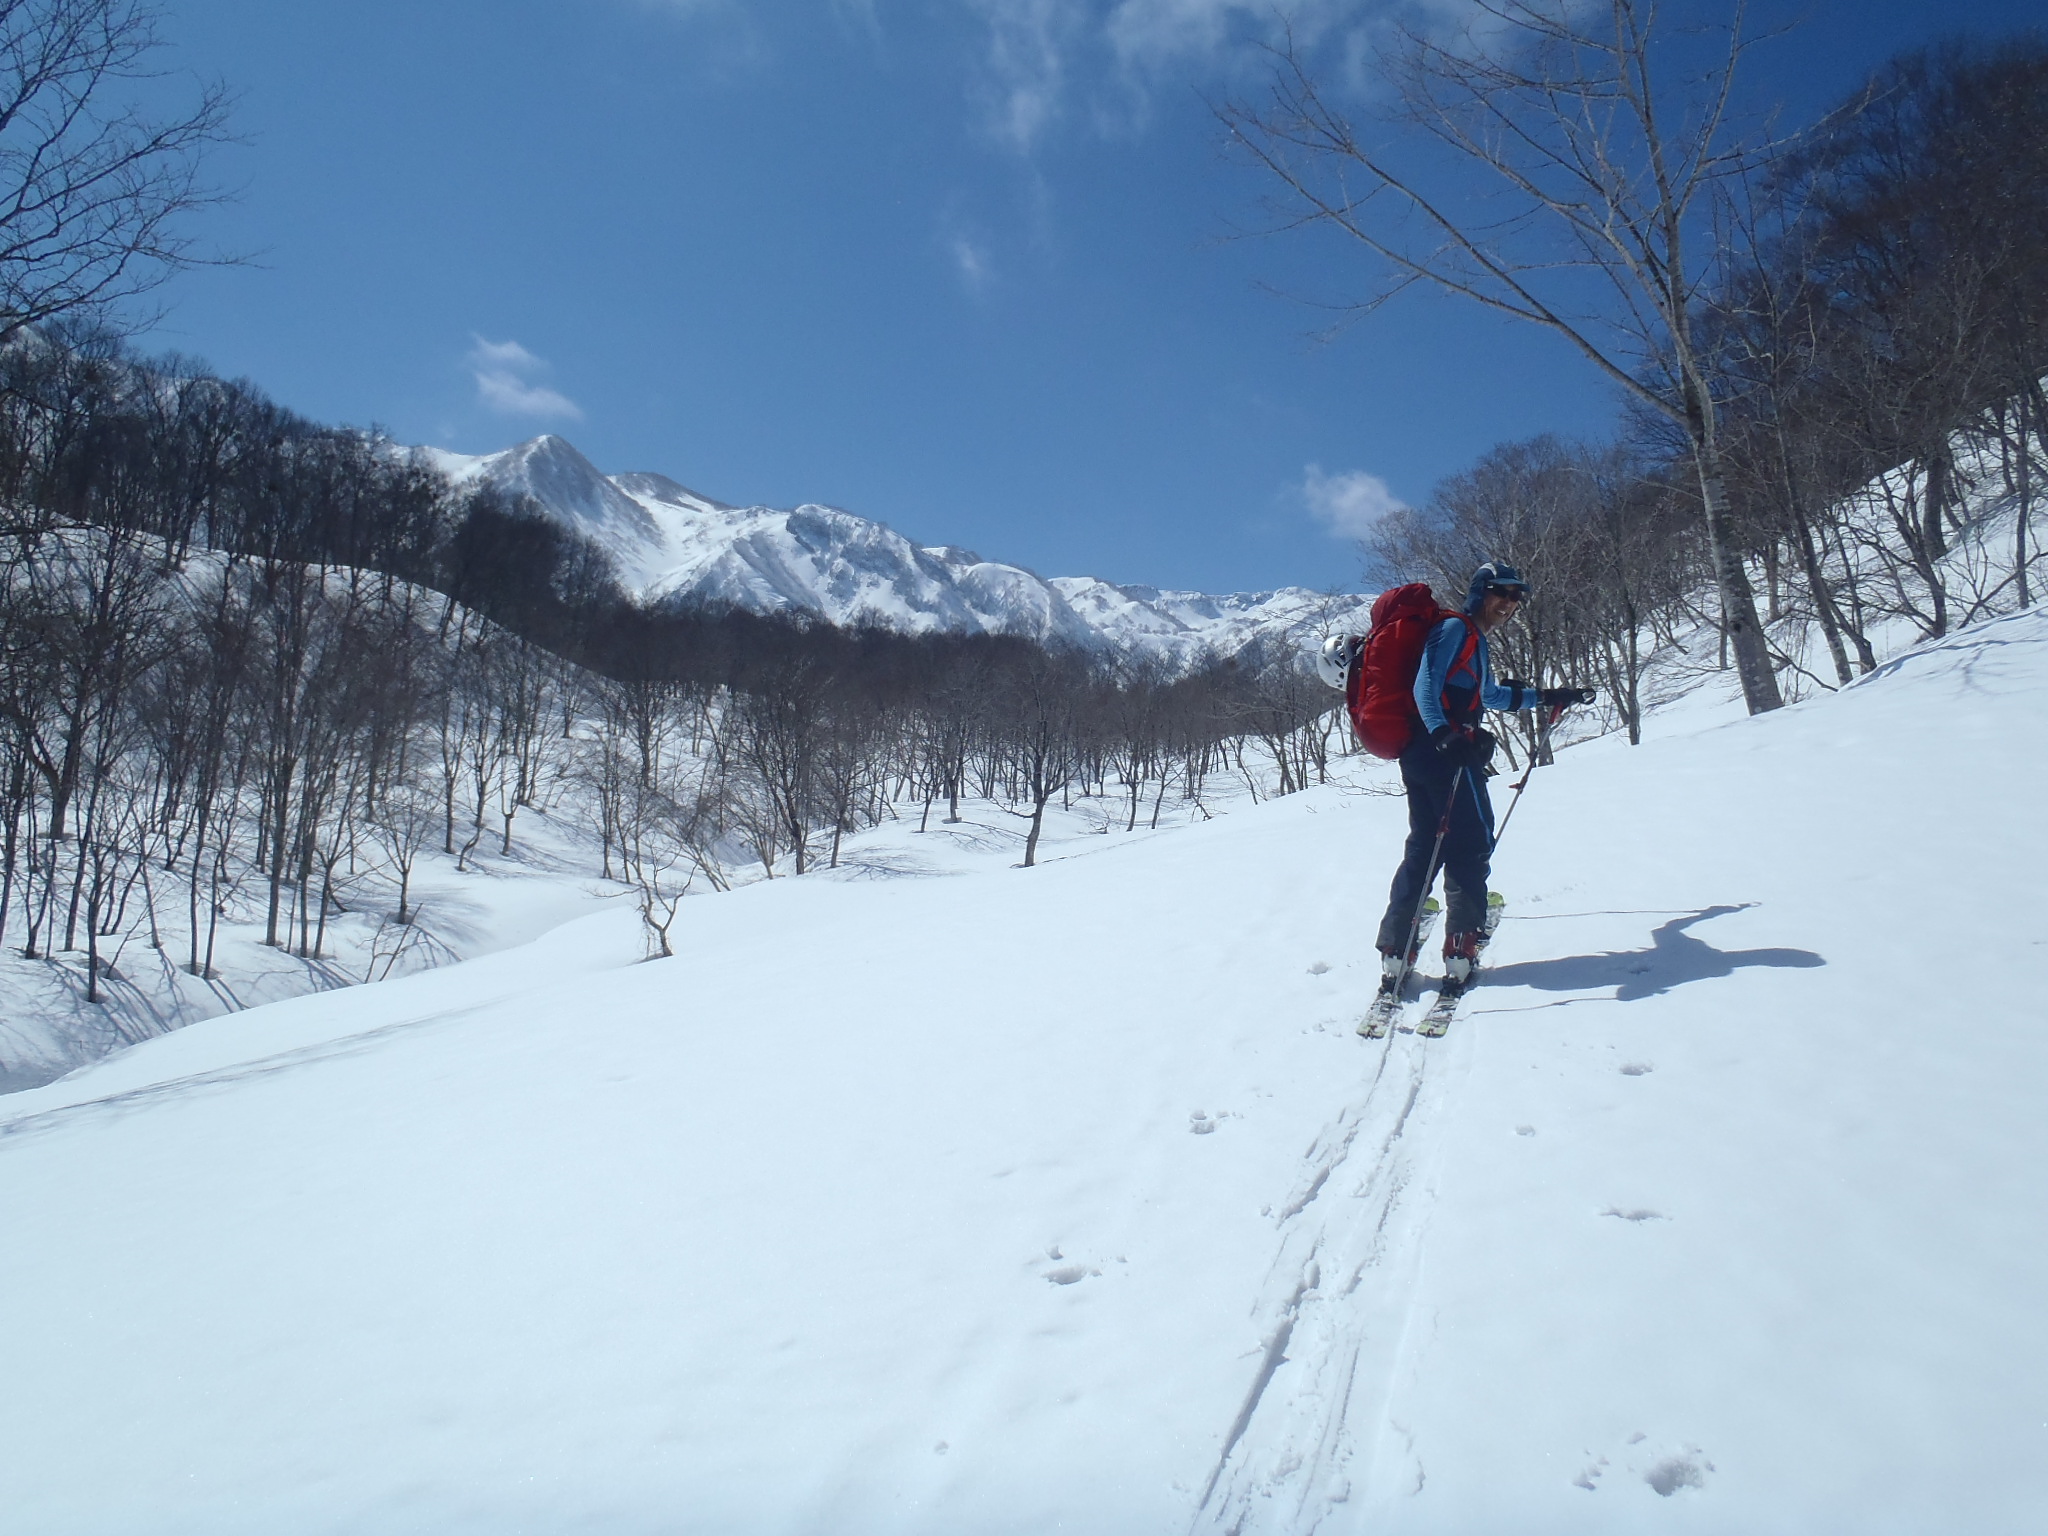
[1343,584,1473,758]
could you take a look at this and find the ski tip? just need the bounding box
[1358,998,1401,1037]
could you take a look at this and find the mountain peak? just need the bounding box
[424,432,1370,665]
[466,435,664,584]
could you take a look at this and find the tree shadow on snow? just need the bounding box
[1482,904,1823,1004]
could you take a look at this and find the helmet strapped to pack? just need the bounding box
[1315,634,1360,692]
[1464,561,1532,614]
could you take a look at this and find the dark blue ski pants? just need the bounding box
[1374,743,1495,955]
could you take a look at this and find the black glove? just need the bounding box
[1539,686,1597,710]
[1469,726,1497,770]
[1429,724,1494,771]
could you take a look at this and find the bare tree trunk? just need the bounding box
[2018,384,2035,610]
[185,800,208,973]
[0,754,24,948]
[1022,791,1052,868]
[84,852,101,1005]
[1789,499,1855,685]
[1692,429,1784,711]
[203,848,225,980]
[1922,444,1952,563]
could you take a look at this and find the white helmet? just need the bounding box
[1315,634,1358,691]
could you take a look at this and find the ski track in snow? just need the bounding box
[0,1001,490,1150]
[1196,1011,1458,1533]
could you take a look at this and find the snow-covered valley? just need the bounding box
[3,603,2043,1534]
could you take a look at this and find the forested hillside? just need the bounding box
[0,331,1345,1081]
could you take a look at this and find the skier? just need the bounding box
[1373,561,1589,992]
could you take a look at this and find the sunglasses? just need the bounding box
[1486,587,1527,603]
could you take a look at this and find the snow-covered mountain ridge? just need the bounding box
[423,435,1367,665]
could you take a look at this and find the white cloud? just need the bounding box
[466,335,584,421]
[1106,0,1297,69]
[952,0,1393,146]
[468,337,544,374]
[963,0,1078,150]
[1107,0,1461,70]
[951,235,995,292]
[1303,463,1406,539]
[632,1,1410,150]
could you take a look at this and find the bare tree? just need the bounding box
[368,776,436,928]
[999,646,1084,868]
[616,768,724,959]
[0,0,233,339]
[733,650,828,875]
[1224,0,1788,713]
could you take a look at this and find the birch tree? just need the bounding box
[1224,0,1788,712]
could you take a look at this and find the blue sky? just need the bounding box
[142,0,2035,594]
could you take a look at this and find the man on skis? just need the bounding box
[1373,561,1587,998]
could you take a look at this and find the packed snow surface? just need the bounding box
[4,610,2046,1534]
[424,435,1369,662]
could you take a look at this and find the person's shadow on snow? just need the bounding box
[1483,904,1823,1003]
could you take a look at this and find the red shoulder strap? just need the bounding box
[1441,613,1483,722]
[1447,612,1479,667]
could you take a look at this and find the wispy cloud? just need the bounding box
[1303,463,1406,539]
[963,0,1080,150]
[632,1,1404,151]
[951,235,996,292]
[467,336,584,420]
[1107,0,1303,69]
[961,0,1391,147]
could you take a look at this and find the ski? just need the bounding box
[1416,979,1467,1037]
[1416,893,1506,1038]
[1357,900,1438,1037]
[1358,988,1401,1039]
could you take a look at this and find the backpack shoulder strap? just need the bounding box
[1447,611,1480,666]
[1436,612,1485,723]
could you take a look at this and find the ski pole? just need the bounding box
[1492,704,1563,848]
[1387,763,1466,1005]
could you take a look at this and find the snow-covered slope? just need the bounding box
[3,607,2044,1533]
[425,435,1368,663]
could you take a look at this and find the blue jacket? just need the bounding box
[1413,616,1529,733]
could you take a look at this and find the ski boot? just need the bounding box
[1443,929,1484,987]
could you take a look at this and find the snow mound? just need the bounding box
[4,610,2044,1534]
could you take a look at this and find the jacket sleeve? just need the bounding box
[1478,644,1529,714]
[1412,618,1460,733]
